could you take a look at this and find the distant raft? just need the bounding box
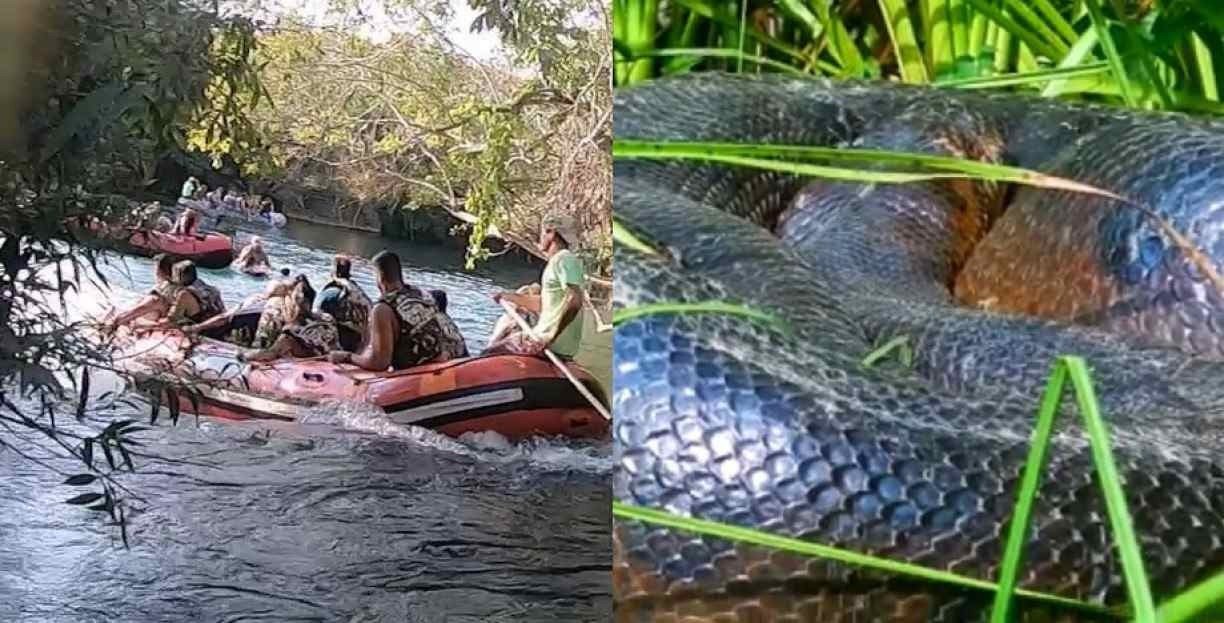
[118,229,235,269]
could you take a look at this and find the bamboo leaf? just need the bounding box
[62,474,97,486]
[65,493,104,506]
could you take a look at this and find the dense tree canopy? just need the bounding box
[211,0,612,272]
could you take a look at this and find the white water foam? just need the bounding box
[296,399,612,474]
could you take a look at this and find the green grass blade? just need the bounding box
[671,0,807,63]
[612,140,1124,199]
[962,0,1062,61]
[640,48,809,76]
[612,219,660,256]
[613,145,967,183]
[877,0,929,83]
[861,335,912,368]
[989,360,1069,623]
[1064,356,1157,622]
[774,0,822,38]
[995,0,1071,59]
[1084,0,1138,107]
[993,24,1014,73]
[950,0,968,64]
[968,11,990,61]
[735,0,747,73]
[1190,32,1218,102]
[611,502,1115,617]
[926,0,953,75]
[1041,28,1102,98]
[940,62,1109,90]
[1028,0,1077,45]
[611,301,789,335]
[1156,571,1224,623]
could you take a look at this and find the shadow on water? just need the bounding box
[0,219,612,622]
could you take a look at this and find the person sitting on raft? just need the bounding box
[184,268,295,345]
[179,176,200,204]
[108,254,178,326]
[485,283,540,349]
[484,213,586,360]
[234,236,271,273]
[326,251,464,371]
[237,277,339,362]
[170,207,200,236]
[316,255,372,352]
[206,186,225,207]
[428,289,469,359]
[223,190,245,213]
[163,260,225,326]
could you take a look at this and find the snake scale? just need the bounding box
[612,72,1224,622]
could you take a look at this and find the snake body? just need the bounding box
[612,73,1224,621]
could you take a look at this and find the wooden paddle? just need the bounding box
[499,300,611,421]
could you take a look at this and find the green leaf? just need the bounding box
[38,82,146,164]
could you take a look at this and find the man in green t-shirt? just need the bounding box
[485,213,586,359]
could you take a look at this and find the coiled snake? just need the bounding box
[612,72,1224,621]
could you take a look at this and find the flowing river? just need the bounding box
[0,219,612,622]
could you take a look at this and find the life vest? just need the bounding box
[381,288,458,370]
[178,280,224,324]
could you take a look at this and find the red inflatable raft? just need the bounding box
[118,230,235,269]
[116,329,609,440]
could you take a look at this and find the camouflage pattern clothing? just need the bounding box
[282,312,340,357]
[253,297,290,349]
[320,277,372,336]
[434,310,469,359]
[382,288,465,369]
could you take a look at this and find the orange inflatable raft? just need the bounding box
[117,329,610,440]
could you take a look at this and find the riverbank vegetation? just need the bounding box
[1,0,266,540]
[201,0,611,275]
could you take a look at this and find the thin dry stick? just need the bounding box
[499,300,610,420]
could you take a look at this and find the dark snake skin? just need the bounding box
[612,72,1224,622]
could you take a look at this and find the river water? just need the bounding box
[0,220,612,622]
